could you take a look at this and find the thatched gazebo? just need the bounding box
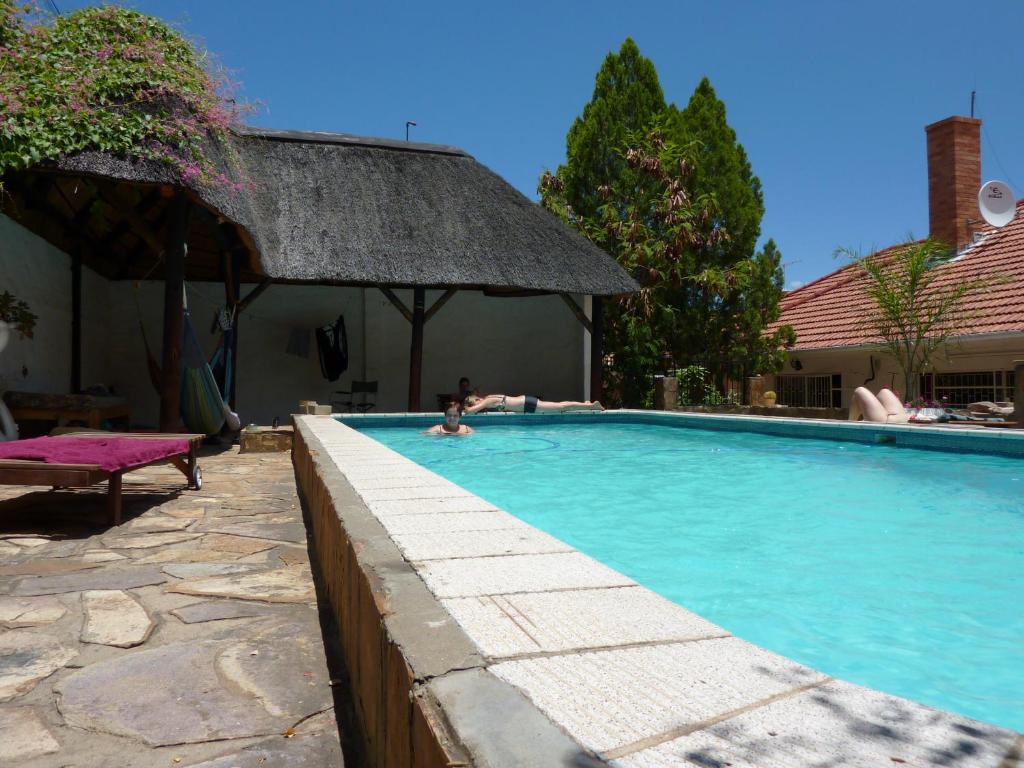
[1,128,636,428]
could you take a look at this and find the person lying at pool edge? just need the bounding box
[462,394,603,414]
[425,402,474,436]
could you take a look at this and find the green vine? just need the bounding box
[0,290,37,338]
[0,2,247,188]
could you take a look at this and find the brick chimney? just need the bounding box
[925,115,981,250]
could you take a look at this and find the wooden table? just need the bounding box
[3,391,131,433]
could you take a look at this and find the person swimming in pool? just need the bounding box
[462,394,603,414]
[425,402,474,436]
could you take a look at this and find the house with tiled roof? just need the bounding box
[766,115,1024,409]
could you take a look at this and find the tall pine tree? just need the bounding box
[670,77,764,268]
[667,77,786,387]
[551,38,666,221]
[542,47,793,405]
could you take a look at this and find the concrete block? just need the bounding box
[239,427,294,454]
[356,485,477,502]
[365,497,499,516]
[613,679,1020,768]
[416,552,636,598]
[443,586,727,658]
[376,511,530,535]
[491,637,827,754]
[393,528,574,561]
[428,669,605,767]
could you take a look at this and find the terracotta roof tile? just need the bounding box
[771,200,1024,350]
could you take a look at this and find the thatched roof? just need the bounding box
[3,128,636,296]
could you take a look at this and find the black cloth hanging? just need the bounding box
[316,314,349,382]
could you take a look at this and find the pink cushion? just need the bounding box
[0,436,190,473]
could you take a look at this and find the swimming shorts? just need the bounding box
[524,395,538,414]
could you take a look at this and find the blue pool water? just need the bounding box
[359,420,1024,731]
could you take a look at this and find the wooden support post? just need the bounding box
[559,293,593,334]
[70,250,82,393]
[424,288,458,323]
[590,296,604,403]
[227,252,244,410]
[408,287,425,412]
[106,472,123,526]
[380,287,413,323]
[158,195,190,433]
[238,278,272,312]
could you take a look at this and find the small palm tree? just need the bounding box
[839,238,994,401]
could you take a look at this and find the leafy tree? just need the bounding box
[666,77,786,390]
[842,238,994,401]
[552,37,665,221]
[670,77,764,267]
[690,239,795,390]
[542,43,793,406]
[542,120,722,405]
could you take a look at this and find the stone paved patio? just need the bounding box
[0,447,344,767]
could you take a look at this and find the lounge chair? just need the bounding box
[0,431,203,525]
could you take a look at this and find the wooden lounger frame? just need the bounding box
[0,432,204,526]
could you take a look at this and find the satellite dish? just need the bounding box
[978,180,1015,227]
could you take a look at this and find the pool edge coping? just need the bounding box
[292,415,603,767]
[296,413,1024,767]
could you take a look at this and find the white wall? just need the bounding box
[769,337,1024,406]
[2,215,586,427]
[0,215,110,395]
[106,284,586,426]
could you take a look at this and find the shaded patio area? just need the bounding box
[0,449,345,767]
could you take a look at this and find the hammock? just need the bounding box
[135,283,238,436]
[180,310,228,436]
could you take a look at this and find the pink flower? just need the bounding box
[180,162,202,182]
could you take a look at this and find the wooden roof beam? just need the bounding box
[559,293,593,334]
[93,184,166,256]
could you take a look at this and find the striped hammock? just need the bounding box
[180,311,227,436]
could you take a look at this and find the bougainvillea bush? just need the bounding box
[0,1,247,187]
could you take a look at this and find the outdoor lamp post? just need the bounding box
[405,121,416,141]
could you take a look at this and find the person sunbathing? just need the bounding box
[425,403,474,436]
[463,394,603,414]
[848,387,909,424]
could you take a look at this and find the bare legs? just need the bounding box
[536,400,604,413]
[849,387,908,423]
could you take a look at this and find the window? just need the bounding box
[920,371,1015,407]
[775,374,842,408]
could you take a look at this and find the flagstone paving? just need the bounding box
[0,448,344,767]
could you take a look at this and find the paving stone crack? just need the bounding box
[491,633,734,663]
[412,663,486,687]
[600,677,833,761]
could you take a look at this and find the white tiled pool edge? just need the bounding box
[297,414,1023,767]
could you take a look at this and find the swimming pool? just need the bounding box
[357,417,1024,732]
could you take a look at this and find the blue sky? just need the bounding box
[59,1,1024,288]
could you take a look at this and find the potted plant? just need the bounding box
[0,291,37,354]
[762,390,777,407]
